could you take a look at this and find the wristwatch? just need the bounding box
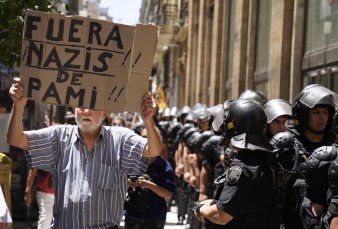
[194,203,204,215]
[193,203,205,222]
[193,200,217,222]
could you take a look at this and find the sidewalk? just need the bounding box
[119,206,186,229]
[164,211,186,229]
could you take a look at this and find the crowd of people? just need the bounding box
[2,77,338,229]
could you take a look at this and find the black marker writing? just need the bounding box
[122,49,131,66]
[108,85,124,102]
[132,52,141,68]
[114,86,124,102]
[90,86,97,108]
[108,86,117,100]
[84,47,92,70]
[22,45,28,62]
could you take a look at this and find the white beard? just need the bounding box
[77,122,101,133]
[75,115,103,134]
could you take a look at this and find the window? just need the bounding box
[253,0,272,96]
[304,0,338,52]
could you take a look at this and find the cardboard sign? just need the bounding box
[20,10,158,112]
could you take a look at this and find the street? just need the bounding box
[11,207,186,229]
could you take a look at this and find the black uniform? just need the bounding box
[209,99,275,229]
[291,84,337,229]
[270,131,302,229]
[301,134,335,206]
[216,149,274,229]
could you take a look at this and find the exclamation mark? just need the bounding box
[114,86,125,102]
[132,52,141,68]
[121,49,131,66]
[108,86,117,100]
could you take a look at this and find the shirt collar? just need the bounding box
[71,125,105,143]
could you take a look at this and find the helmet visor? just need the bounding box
[212,100,235,132]
[207,104,223,119]
[212,108,224,131]
[296,85,338,108]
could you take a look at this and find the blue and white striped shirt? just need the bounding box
[25,125,149,229]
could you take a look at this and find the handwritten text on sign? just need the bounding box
[20,10,158,112]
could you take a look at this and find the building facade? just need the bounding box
[140,0,338,108]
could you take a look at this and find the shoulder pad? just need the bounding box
[225,165,242,185]
[301,145,337,171]
[313,145,337,161]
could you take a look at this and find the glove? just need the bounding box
[301,146,337,171]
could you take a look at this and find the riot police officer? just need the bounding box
[193,99,275,229]
[264,99,292,140]
[292,84,337,229]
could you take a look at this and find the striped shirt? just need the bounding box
[25,125,149,229]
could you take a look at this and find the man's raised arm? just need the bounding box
[7,77,30,150]
[140,92,162,158]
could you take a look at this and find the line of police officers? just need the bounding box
[156,84,338,229]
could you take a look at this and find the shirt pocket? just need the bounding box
[97,164,117,190]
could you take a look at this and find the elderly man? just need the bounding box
[7,77,162,229]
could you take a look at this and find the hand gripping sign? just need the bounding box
[20,10,159,113]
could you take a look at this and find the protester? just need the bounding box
[25,168,55,229]
[7,77,162,229]
[111,115,126,127]
[124,126,176,229]
[0,185,12,229]
[64,111,76,125]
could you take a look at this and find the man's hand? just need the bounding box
[199,193,208,201]
[9,77,27,109]
[137,179,153,189]
[311,203,324,216]
[189,175,198,188]
[140,92,156,123]
[128,176,139,188]
[24,190,31,207]
[7,77,30,149]
[140,92,162,158]
[175,164,184,177]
